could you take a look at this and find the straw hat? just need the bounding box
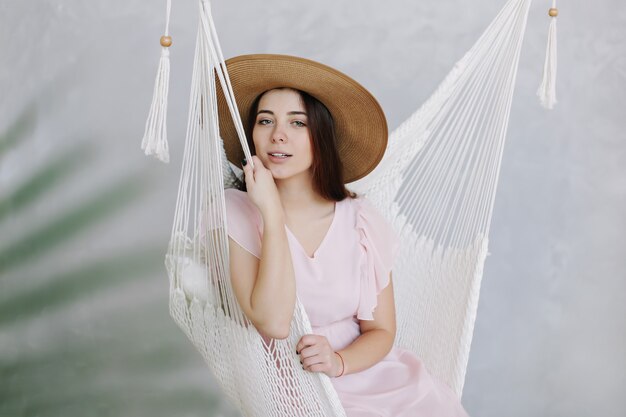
[217,54,388,183]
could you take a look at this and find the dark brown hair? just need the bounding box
[239,88,355,201]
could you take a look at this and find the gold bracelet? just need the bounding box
[335,351,345,377]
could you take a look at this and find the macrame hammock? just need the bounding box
[141,0,559,415]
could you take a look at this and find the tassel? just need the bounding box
[537,1,558,109]
[141,0,173,163]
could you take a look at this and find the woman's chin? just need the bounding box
[269,169,291,180]
[269,167,310,182]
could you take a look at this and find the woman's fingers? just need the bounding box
[242,156,285,218]
[296,334,337,376]
[296,334,320,354]
[242,158,254,185]
[250,155,263,170]
[299,344,321,360]
[302,355,333,376]
[307,363,329,374]
[244,155,275,189]
[302,353,331,368]
[250,155,268,177]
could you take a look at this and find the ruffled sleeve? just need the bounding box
[223,188,263,259]
[354,197,399,320]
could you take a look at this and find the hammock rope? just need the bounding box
[327,0,533,394]
[167,2,344,415]
[199,0,254,166]
[140,0,553,415]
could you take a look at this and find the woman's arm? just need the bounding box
[338,277,396,374]
[297,275,396,377]
[228,156,296,340]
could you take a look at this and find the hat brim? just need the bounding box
[217,54,388,183]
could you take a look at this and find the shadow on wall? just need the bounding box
[0,105,241,417]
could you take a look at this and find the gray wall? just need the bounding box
[1,0,624,416]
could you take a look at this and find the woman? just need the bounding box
[220,54,469,417]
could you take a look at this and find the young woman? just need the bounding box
[220,54,469,417]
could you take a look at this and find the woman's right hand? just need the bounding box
[242,155,283,218]
[229,155,296,340]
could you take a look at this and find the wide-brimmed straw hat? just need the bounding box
[217,54,388,183]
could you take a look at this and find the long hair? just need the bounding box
[239,88,355,201]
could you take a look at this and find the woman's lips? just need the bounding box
[267,152,292,163]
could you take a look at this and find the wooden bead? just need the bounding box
[548,8,558,17]
[160,35,173,47]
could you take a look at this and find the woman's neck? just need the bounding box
[275,174,330,213]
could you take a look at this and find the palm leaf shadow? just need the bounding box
[0,105,238,417]
[0,171,151,274]
[0,143,91,223]
[0,105,36,156]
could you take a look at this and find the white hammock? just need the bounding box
[142,0,557,415]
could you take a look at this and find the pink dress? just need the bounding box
[225,188,470,417]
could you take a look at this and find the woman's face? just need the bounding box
[252,88,314,182]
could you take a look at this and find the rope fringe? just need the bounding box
[537,0,558,109]
[141,0,173,163]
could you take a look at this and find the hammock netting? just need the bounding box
[158,0,537,415]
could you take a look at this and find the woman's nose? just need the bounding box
[271,127,287,143]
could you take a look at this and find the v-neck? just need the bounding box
[285,201,339,260]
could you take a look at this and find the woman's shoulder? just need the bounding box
[343,194,398,251]
[351,195,397,250]
[225,188,259,213]
[225,187,250,203]
[345,195,399,320]
[224,188,263,258]
[346,195,388,225]
[224,188,262,225]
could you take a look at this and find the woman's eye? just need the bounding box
[292,120,306,127]
[257,119,272,125]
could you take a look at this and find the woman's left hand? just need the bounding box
[296,334,343,377]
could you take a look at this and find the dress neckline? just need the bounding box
[285,200,340,260]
